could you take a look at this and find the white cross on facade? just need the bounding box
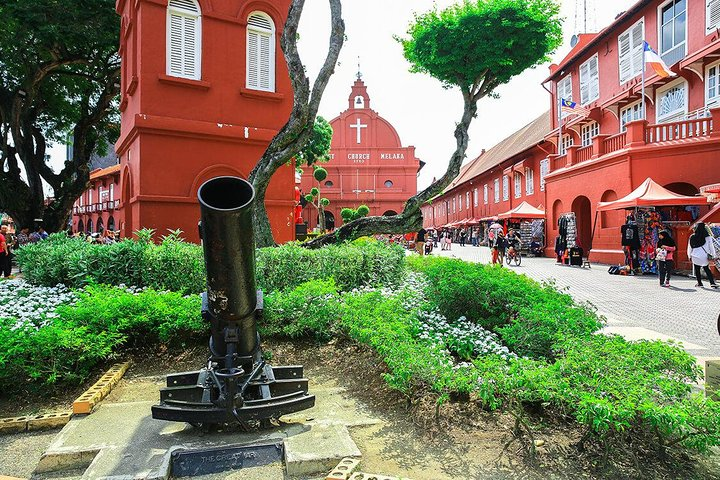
[349,118,367,144]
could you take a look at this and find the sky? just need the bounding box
[296,0,631,190]
[45,0,632,191]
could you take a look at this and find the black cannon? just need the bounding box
[152,176,315,426]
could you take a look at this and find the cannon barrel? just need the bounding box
[197,176,258,356]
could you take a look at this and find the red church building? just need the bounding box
[423,0,720,268]
[113,0,295,243]
[300,76,422,230]
[72,164,121,235]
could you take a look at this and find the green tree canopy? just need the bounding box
[296,116,333,168]
[400,0,562,93]
[0,0,120,231]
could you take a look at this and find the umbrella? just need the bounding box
[489,222,503,230]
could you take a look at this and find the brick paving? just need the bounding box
[429,244,720,360]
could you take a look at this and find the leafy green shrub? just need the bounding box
[255,240,406,292]
[407,256,602,359]
[18,234,405,295]
[263,279,341,341]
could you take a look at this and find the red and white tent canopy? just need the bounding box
[597,178,709,211]
[497,201,546,219]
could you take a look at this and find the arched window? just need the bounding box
[384,180,394,188]
[87,219,93,233]
[167,0,202,80]
[354,96,365,108]
[107,216,115,232]
[247,12,275,92]
[600,190,621,228]
[552,199,563,226]
[77,220,84,234]
[97,218,105,234]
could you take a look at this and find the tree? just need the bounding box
[306,0,562,247]
[249,0,345,247]
[0,0,121,231]
[340,205,369,223]
[305,167,331,231]
[297,116,333,168]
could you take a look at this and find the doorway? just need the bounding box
[571,195,592,250]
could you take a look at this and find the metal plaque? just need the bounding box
[171,441,284,477]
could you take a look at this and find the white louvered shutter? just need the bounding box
[618,30,632,83]
[247,13,275,92]
[167,0,201,80]
[588,56,599,102]
[579,62,590,105]
[709,0,720,32]
[630,22,644,80]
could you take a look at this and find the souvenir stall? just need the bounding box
[596,178,710,273]
[497,202,546,256]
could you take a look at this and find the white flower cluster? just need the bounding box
[403,273,516,361]
[0,279,78,329]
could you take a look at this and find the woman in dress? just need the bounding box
[687,222,717,288]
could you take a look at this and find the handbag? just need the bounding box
[702,247,714,261]
[655,248,667,262]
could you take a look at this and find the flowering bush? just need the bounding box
[0,279,77,329]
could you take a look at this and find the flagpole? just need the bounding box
[641,41,646,120]
[558,99,563,155]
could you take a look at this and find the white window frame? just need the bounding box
[166,0,202,80]
[618,19,644,84]
[526,168,534,195]
[620,101,644,131]
[557,75,573,120]
[657,0,687,66]
[453,197,456,213]
[473,188,478,207]
[458,194,462,211]
[502,175,509,201]
[655,78,688,123]
[706,60,720,109]
[246,12,276,92]
[540,159,549,192]
[558,134,573,155]
[708,0,720,33]
[494,179,500,203]
[484,184,489,204]
[579,54,600,105]
[110,183,115,202]
[581,121,600,147]
[514,172,522,198]
[466,192,470,210]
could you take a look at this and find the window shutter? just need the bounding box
[168,13,184,77]
[167,0,200,80]
[259,33,271,90]
[579,62,589,105]
[709,0,720,32]
[247,30,259,89]
[589,56,599,101]
[630,22,644,79]
[618,31,632,83]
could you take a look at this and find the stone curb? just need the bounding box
[72,362,130,415]
[0,411,73,435]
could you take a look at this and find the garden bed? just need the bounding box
[5,237,720,477]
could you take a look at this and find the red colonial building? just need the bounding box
[113,0,295,243]
[423,0,720,268]
[300,76,422,230]
[72,164,122,234]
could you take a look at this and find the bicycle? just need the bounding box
[505,246,522,266]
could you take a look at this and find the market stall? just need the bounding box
[595,178,710,273]
[497,202,546,255]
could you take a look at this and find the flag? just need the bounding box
[560,98,591,117]
[643,41,676,78]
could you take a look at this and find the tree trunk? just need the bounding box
[249,0,344,247]
[305,93,477,248]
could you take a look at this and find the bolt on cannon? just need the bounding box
[152,176,315,426]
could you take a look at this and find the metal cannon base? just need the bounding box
[152,362,315,425]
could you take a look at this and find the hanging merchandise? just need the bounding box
[635,208,665,274]
[558,212,577,248]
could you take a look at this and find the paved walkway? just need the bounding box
[431,245,720,361]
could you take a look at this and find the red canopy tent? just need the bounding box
[497,201,546,219]
[597,177,709,211]
[696,202,720,226]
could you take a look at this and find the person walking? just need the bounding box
[0,227,9,278]
[416,227,427,256]
[687,222,717,288]
[656,230,676,287]
[471,228,478,247]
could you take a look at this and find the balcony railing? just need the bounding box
[576,145,593,163]
[645,117,713,143]
[73,199,120,215]
[603,132,627,154]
